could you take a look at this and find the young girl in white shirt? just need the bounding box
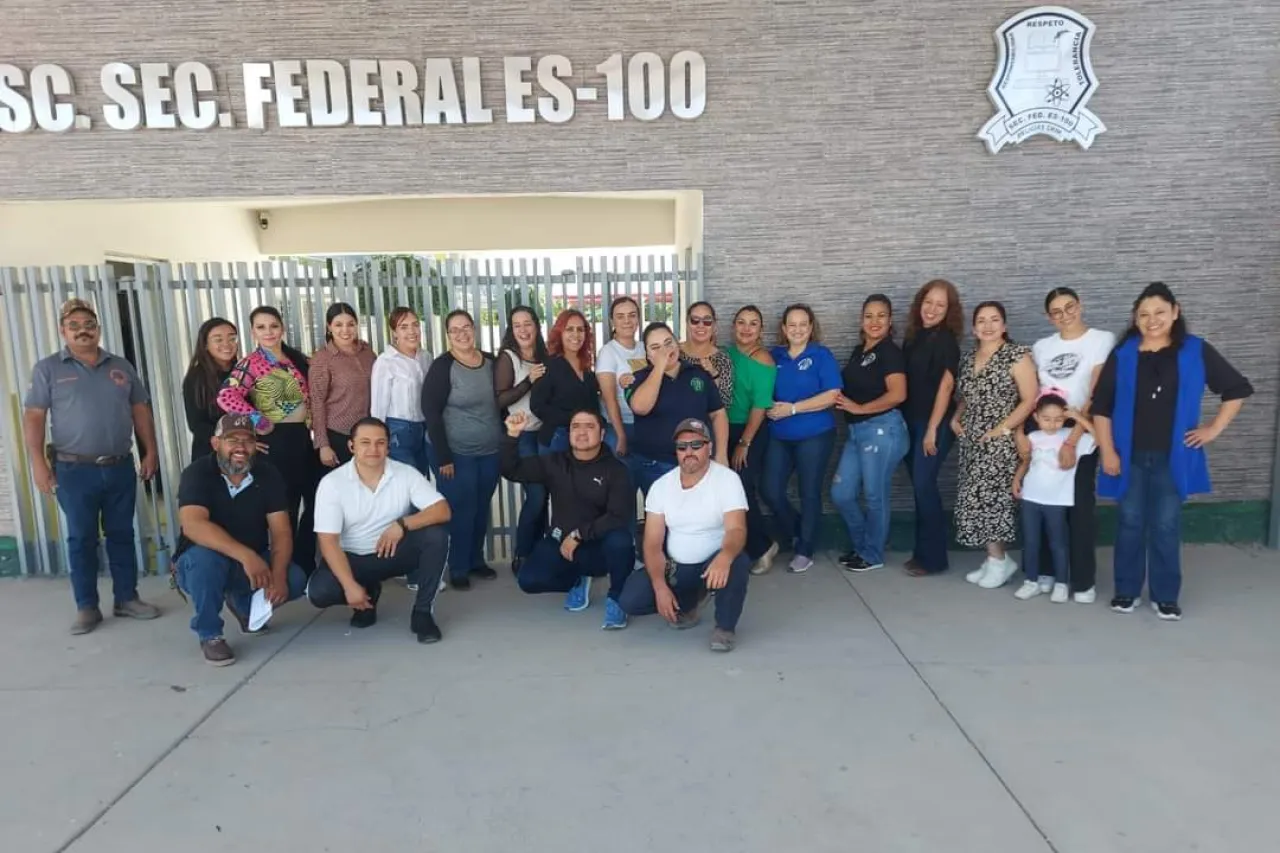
[1012,390,1095,603]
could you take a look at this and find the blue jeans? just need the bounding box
[631,454,676,499]
[906,419,955,573]
[1114,451,1183,603]
[539,426,570,454]
[517,529,635,601]
[1020,501,1069,583]
[831,411,909,565]
[54,459,139,610]
[387,417,429,473]
[618,552,752,631]
[175,545,308,641]
[513,431,548,559]
[431,451,501,580]
[762,430,836,559]
[728,422,775,561]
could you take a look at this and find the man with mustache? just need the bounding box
[22,298,161,634]
[173,413,310,666]
[617,418,752,652]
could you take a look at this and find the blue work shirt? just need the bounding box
[627,363,722,463]
[769,343,840,442]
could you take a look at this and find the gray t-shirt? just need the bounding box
[24,348,150,456]
[422,353,502,460]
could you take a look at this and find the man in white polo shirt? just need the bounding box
[617,418,751,652]
[308,417,451,644]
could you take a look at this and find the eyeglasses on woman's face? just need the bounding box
[688,315,715,327]
[1048,300,1079,321]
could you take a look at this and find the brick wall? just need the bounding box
[1,0,1276,518]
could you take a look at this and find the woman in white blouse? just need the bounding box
[371,306,433,472]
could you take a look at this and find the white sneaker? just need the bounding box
[1073,587,1097,604]
[751,542,780,575]
[1038,576,1055,594]
[1051,583,1070,603]
[978,555,1018,589]
[787,555,813,574]
[965,559,992,584]
[1013,580,1041,600]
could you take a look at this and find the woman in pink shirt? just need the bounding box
[310,302,376,467]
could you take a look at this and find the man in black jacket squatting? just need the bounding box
[501,408,635,629]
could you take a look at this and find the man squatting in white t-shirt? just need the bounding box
[616,417,751,652]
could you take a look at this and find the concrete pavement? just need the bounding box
[1,544,1277,853]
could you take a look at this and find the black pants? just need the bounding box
[307,525,449,613]
[1039,452,1098,593]
[326,428,354,465]
[262,422,321,573]
[729,422,775,561]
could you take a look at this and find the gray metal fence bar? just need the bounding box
[1,252,699,575]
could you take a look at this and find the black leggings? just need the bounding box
[261,422,320,573]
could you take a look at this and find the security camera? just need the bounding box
[257,211,270,231]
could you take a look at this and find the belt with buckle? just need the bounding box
[55,453,129,466]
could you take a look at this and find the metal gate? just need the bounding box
[0,252,703,576]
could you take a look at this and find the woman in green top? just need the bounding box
[726,305,780,574]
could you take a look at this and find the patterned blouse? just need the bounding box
[217,347,310,433]
[680,348,735,408]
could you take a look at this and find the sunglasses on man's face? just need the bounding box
[675,439,709,452]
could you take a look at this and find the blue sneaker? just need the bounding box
[564,575,591,612]
[602,597,628,630]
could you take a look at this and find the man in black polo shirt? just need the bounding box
[174,414,308,666]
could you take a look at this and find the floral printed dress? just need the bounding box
[953,342,1031,547]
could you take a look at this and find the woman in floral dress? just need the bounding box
[951,301,1038,589]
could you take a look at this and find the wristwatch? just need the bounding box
[790,404,797,416]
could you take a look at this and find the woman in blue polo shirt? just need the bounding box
[762,304,841,573]
[626,321,729,496]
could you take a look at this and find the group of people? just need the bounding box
[21,277,1252,665]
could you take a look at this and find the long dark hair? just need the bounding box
[324,302,358,343]
[971,300,1011,342]
[249,305,310,376]
[500,305,548,362]
[186,317,237,413]
[860,293,894,345]
[1123,281,1188,345]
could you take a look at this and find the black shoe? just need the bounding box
[450,576,472,591]
[411,610,442,643]
[839,552,872,572]
[350,606,378,628]
[1152,601,1183,621]
[1110,596,1138,614]
[469,564,498,580]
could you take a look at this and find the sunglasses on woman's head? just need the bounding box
[675,439,709,451]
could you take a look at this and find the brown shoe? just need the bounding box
[113,598,161,620]
[710,627,736,652]
[200,638,236,667]
[70,606,103,635]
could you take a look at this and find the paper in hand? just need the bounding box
[249,589,273,632]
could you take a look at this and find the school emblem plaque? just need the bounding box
[979,6,1105,153]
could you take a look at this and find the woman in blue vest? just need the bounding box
[1091,282,1252,621]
